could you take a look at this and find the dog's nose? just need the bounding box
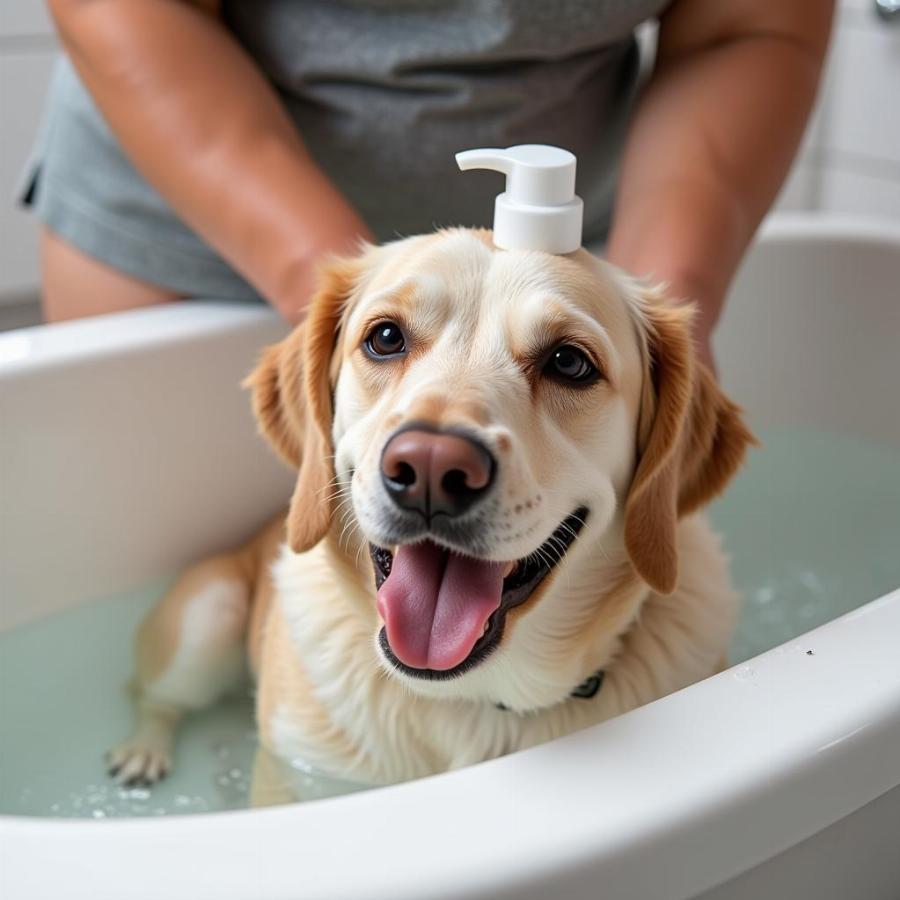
[381,429,495,518]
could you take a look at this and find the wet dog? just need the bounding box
[107,229,753,788]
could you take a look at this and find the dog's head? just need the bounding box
[247,229,753,709]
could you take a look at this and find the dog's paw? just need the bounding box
[106,741,172,787]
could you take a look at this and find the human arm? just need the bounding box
[47,0,372,322]
[606,0,834,367]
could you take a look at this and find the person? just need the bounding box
[28,0,833,368]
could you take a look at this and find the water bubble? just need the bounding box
[288,756,317,775]
[798,570,823,593]
[733,664,755,682]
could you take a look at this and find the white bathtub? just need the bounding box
[1,213,899,900]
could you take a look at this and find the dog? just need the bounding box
[107,228,754,790]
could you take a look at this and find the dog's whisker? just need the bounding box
[546,535,570,566]
[558,515,586,536]
[529,543,554,573]
[322,489,353,505]
[354,538,368,571]
[596,540,610,562]
[314,482,343,499]
[338,511,363,551]
[330,504,355,526]
[333,496,356,514]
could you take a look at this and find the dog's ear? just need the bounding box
[624,292,755,594]
[244,256,365,553]
[244,327,307,469]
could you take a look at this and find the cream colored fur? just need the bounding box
[108,229,752,791]
[261,514,735,786]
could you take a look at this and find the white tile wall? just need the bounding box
[0,50,57,296]
[775,160,821,213]
[0,0,898,310]
[821,167,900,218]
[827,26,899,163]
[0,3,56,309]
[818,2,900,215]
[0,1,54,38]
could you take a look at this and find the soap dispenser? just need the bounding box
[456,144,583,254]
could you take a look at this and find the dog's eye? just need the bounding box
[544,345,599,385]
[365,321,406,357]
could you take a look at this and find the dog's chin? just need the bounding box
[370,506,589,682]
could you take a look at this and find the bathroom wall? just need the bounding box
[1,0,898,329]
[0,3,56,327]
[777,0,900,217]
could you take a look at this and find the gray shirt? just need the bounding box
[27,1,670,299]
[225,0,669,242]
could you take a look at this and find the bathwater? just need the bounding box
[710,428,900,663]
[1,427,898,818]
[0,579,364,819]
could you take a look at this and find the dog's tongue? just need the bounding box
[377,542,506,671]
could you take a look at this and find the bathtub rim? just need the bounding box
[2,586,899,900]
[754,209,900,247]
[2,211,900,900]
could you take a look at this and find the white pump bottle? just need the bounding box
[455,144,583,254]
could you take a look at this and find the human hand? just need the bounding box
[273,196,374,325]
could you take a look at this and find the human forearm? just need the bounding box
[607,0,834,350]
[48,0,370,320]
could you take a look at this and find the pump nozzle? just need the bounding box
[455,145,583,254]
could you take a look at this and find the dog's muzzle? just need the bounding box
[372,506,590,680]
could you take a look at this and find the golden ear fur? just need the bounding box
[243,256,366,553]
[624,292,756,594]
[244,328,306,470]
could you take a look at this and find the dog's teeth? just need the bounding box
[502,561,516,578]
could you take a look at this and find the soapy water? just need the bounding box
[1,427,898,818]
[710,429,900,664]
[0,578,365,819]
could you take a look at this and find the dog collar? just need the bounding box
[569,668,605,699]
[495,668,604,712]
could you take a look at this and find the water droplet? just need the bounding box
[733,664,755,682]
[798,571,823,592]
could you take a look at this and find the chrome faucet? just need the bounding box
[875,0,900,21]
